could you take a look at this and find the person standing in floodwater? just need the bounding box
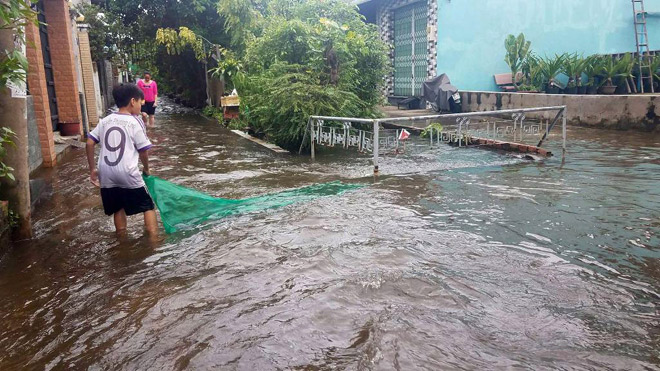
[86,83,158,236]
[137,72,158,127]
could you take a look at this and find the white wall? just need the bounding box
[92,65,104,118]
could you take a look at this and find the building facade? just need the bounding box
[25,0,100,171]
[357,0,660,95]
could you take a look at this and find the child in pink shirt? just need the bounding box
[137,72,158,127]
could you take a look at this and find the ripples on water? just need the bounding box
[0,114,658,370]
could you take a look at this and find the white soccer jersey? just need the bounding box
[89,113,152,189]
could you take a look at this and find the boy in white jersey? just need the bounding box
[86,84,158,234]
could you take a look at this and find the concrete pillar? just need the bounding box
[43,0,83,134]
[77,24,99,128]
[25,21,57,167]
[0,16,32,239]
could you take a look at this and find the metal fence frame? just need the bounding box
[303,106,567,174]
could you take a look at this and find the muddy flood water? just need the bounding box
[1,110,659,370]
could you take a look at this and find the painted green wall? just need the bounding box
[436,0,660,91]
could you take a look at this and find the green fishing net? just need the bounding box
[143,175,363,233]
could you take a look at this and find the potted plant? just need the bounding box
[58,122,81,137]
[584,55,604,94]
[561,54,589,94]
[615,53,635,94]
[561,53,578,94]
[575,55,588,94]
[520,52,543,92]
[649,54,660,92]
[540,53,566,94]
[598,55,627,94]
[504,33,531,90]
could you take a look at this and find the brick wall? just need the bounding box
[25,22,56,167]
[77,26,99,128]
[43,0,83,134]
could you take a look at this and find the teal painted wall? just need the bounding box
[436,0,660,91]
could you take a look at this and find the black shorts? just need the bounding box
[100,187,155,216]
[141,101,156,115]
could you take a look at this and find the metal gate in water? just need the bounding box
[393,1,428,96]
[302,106,568,174]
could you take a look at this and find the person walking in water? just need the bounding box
[86,84,158,236]
[137,72,158,127]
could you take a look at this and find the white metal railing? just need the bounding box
[301,106,567,174]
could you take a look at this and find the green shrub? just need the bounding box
[236,63,368,150]
[226,0,388,151]
[202,106,224,122]
[421,123,444,138]
[0,127,17,182]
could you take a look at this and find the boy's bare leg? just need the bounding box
[114,209,128,233]
[144,210,158,235]
[149,115,155,126]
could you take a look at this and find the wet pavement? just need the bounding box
[0,108,659,370]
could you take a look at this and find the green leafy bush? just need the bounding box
[421,123,444,138]
[0,0,37,89]
[228,0,388,151]
[0,127,17,182]
[235,63,368,150]
[202,106,224,122]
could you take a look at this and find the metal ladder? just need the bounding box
[632,0,655,93]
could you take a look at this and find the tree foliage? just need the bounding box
[217,0,266,53]
[0,0,37,88]
[94,0,228,106]
[208,48,242,90]
[75,3,129,63]
[227,0,388,151]
[0,127,16,181]
[156,27,206,61]
[1,0,36,185]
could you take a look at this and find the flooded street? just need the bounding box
[1,110,659,370]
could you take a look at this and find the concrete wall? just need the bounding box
[461,91,660,132]
[99,60,115,109]
[26,97,43,173]
[437,0,660,91]
[78,26,100,128]
[92,66,105,117]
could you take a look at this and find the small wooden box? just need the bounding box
[223,106,240,120]
[221,95,240,107]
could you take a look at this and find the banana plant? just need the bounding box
[504,33,531,87]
